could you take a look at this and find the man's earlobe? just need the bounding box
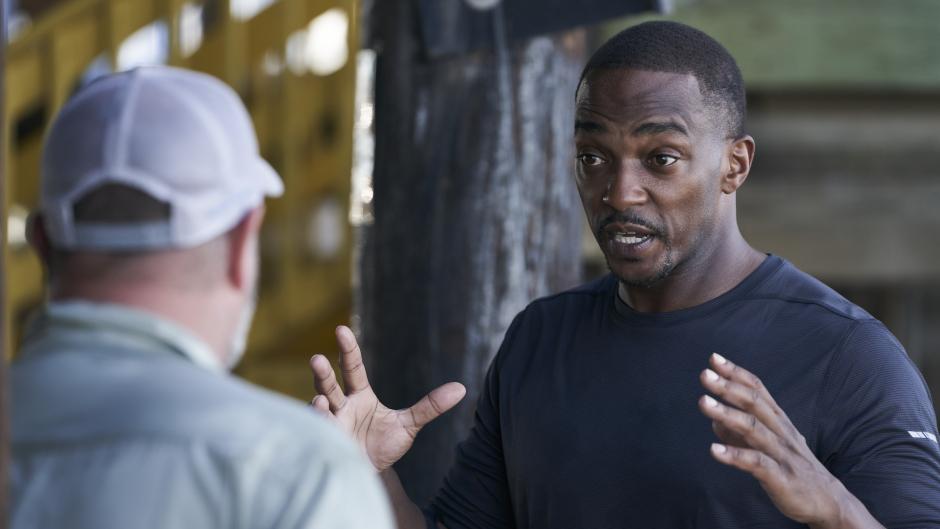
[227,207,265,291]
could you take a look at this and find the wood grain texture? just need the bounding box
[361,1,586,504]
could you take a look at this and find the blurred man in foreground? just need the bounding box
[10,67,393,529]
[309,21,940,529]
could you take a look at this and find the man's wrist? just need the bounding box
[808,481,884,529]
[379,468,430,529]
[808,481,849,529]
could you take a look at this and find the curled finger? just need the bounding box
[309,395,340,425]
[309,354,348,412]
[699,395,788,462]
[711,443,783,484]
[708,354,804,441]
[310,394,330,412]
[701,368,790,440]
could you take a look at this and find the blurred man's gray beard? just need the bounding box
[226,289,257,369]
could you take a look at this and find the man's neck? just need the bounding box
[51,283,233,367]
[619,233,765,313]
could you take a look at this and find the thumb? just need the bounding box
[403,382,467,433]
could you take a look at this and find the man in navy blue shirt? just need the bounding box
[309,21,940,528]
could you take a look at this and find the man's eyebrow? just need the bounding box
[574,119,606,134]
[633,121,688,137]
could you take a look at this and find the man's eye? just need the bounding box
[578,154,603,166]
[650,154,679,167]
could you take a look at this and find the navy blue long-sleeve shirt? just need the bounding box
[430,255,940,528]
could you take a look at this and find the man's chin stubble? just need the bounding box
[608,253,676,289]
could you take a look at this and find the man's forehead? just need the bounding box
[575,69,706,132]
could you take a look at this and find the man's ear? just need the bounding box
[26,213,53,268]
[227,206,266,291]
[721,135,756,194]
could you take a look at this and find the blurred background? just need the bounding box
[2,0,939,506]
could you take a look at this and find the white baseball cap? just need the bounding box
[40,66,284,250]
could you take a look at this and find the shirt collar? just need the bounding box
[31,300,224,373]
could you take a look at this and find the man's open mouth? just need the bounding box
[611,232,653,245]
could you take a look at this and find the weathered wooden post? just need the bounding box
[359,0,657,504]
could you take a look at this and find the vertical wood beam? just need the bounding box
[363,0,586,504]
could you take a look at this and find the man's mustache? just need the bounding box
[597,212,666,239]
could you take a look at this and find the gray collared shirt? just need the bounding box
[10,301,394,529]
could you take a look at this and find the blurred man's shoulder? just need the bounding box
[151,362,359,463]
[13,345,356,464]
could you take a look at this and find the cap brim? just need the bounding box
[256,158,285,197]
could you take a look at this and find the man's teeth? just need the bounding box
[613,233,651,244]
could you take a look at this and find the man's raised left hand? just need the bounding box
[698,353,885,529]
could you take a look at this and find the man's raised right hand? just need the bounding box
[309,326,467,472]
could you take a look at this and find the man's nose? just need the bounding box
[602,161,648,211]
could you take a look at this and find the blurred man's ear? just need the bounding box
[26,213,53,268]
[227,206,265,292]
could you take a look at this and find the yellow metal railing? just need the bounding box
[4,0,358,397]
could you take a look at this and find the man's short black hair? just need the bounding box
[579,21,746,139]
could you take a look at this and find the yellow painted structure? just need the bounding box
[3,0,358,399]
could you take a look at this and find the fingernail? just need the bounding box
[704,395,719,408]
[704,369,720,382]
[711,443,727,455]
[712,353,728,365]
